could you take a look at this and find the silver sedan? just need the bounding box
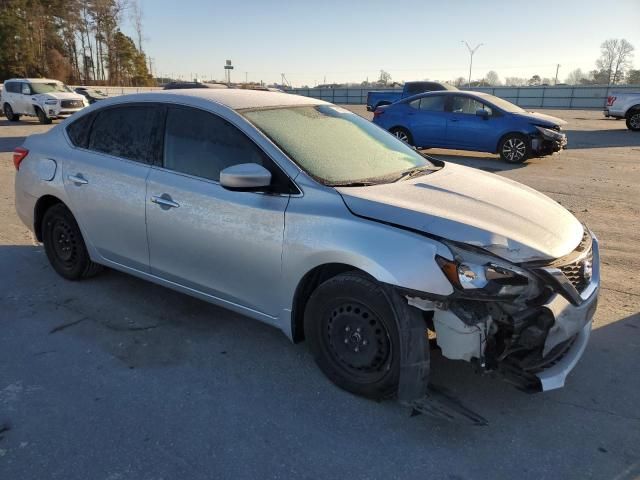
[13,89,599,403]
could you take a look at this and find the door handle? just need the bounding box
[450,118,459,122]
[151,194,180,209]
[67,174,88,185]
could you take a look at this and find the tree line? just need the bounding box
[0,0,153,86]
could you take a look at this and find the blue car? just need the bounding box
[372,91,568,163]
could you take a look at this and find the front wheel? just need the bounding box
[36,108,53,125]
[627,111,640,131]
[42,204,103,280]
[499,133,530,163]
[304,272,402,399]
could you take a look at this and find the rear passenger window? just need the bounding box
[66,113,95,148]
[163,107,268,182]
[88,105,160,163]
[419,96,445,112]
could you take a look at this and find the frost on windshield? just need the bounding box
[244,106,428,184]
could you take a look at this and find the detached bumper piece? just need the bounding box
[531,132,567,156]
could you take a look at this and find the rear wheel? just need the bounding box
[4,103,20,121]
[304,272,402,399]
[499,133,530,163]
[36,107,52,125]
[389,127,413,146]
[626,110,640,131]
[42,204,103,280]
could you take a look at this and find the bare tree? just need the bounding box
[485,70,500,86]
[504,77,527,86]
[130,0,144,52]
[378,70,392,85]
[565,68,586,85]
[596,38,635,84]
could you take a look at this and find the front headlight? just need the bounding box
[44,99,58,105]
[535,125,564,141]
[437,245,536,298]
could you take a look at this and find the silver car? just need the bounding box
[13,90,599,403]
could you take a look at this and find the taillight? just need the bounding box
[373,108,384,118]
[13,147,29,170]
[607,96,616,106]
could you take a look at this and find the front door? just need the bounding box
[446,95,496,151]
[62,104,162,271]
[145,105,290,316]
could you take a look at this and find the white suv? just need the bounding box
[1,78,87,124]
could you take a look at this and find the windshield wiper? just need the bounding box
[393,166,436,182]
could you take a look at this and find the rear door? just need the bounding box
[406,95,448,147]
[145,105,290,316]
[445,95,496,151]
[62,104,162,271]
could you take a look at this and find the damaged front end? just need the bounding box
[408,229,600,392]
[531,125,568,157]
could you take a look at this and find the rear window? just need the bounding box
[88,105,160,163]
[4,82,20,93]
[66,113,95,148]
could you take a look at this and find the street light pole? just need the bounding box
[462,41,483,88]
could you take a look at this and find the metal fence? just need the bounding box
[288,85,640,109]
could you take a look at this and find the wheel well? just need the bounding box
[34,195,65,241]
[290,263,367,343]
[495,131,528,153]
[626,105,640,116]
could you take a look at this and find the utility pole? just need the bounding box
[245,72,248,83]
[554,64,561,85]
[462,41,483,87]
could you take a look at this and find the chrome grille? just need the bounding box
[61,100,83,108]
[558,249,593,293]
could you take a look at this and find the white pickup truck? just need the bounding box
[604,91,640,131]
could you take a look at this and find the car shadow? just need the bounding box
[565,129,640,149]
[0,136,26,152]
[2,244,639,478]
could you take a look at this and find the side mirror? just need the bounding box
[220,163,272,191]
[476,109,489,120]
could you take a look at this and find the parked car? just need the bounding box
[163,81,228,90]
[366,81,457,111]
[2,78,87,124]
[13,90,598,402]
[604,92,640,131]
[373,91,568,163]
[74,87,108,104]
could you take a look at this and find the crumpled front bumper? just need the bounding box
[531,233,600,391]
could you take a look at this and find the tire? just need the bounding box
[36,107,52,125]
[42,204,103,280]
[304,272,402,399]
[626,110,640,131]
[389,127,413,146]
[499,133,530,163]
[4,103,20,121]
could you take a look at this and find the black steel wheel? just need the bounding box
[42,203,102,280]
[4,103,20,121]
[499,133,530,163]
[627,110,640,131]
[304,272,401,399]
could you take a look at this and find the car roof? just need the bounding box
[5,78,62,83]
[101,89,329,111]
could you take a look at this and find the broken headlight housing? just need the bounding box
[436,244,538,299]
[534,125,564,141]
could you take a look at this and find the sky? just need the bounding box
[128,0,640,86]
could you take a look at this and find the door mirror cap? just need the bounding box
[476,108,489,119]
[220,163,272,191]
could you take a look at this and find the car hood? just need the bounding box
[336,163,583,263]
[512,111,567,127]
[35,92,85,101]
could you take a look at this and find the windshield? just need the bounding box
[30,82,71,94]
[482,94,525,113]
[243,105,433,185]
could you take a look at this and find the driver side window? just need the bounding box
[21,83,31,95]
[451,96,492,115]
